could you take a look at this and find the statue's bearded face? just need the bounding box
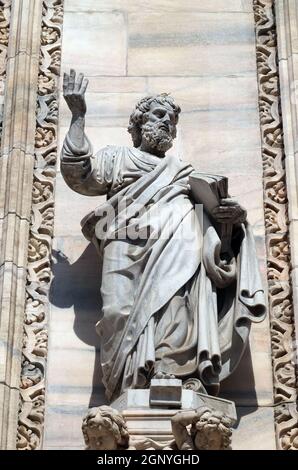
[141,102,177,155]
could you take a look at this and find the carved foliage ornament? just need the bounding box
[0,0,11,141]
[253,0,298,450]
[17,0,64,450]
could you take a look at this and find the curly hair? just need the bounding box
[82,406,130,450]
[127,94,181,147]
[191,406,232,450]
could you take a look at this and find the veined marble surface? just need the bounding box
[43,0,275,450]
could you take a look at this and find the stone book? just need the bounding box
[189,172,232,255]
[189,172,228,212]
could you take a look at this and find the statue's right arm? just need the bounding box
[60,69,108,196]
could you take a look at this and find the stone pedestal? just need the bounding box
[111,385,236,447]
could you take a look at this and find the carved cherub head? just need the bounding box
[82,406,130,450]
[128,94,181,156]
[191,406,232,450]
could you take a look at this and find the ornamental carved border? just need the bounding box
[17,0,64,450]
[253,0,298,450]
[0,0,11,142]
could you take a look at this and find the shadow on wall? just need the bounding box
[220,344,258,427]
[50,244,106,408]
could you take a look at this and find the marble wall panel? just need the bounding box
[128,11,256,76]
[44,407,86,450]
[52,172,104,237]
[64,0,252,14]
[232,407,276,450]
[62,11,126,76]
[44,0,275,450]
[44,236,106,449]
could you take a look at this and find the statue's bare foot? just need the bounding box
[153,371,176,380]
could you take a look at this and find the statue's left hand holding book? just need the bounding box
[189,172,247,257]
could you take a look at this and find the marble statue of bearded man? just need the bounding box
[61,69,266,401]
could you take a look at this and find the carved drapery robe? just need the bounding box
[61,136,266,400]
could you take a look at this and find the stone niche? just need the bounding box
[43,0,275,450]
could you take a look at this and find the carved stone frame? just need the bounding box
[253,0,298,450]
[17,0,64,450]
[0,0,64,450]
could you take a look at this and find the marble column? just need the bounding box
[0,0,43,449]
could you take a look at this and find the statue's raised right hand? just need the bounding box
[63,69,88,117]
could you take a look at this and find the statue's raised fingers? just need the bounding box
[74,72,84,92]
[63,72,69,95]
[79,77,89,95]
[68,68,76,92]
